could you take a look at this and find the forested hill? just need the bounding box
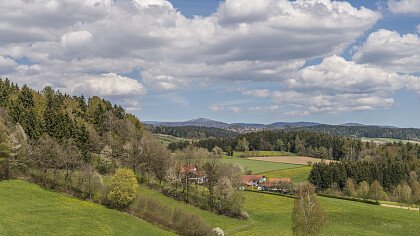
[0,78,144,157]
[148,125,238,139]
[289,125,420,141]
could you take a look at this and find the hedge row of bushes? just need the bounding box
[129,195,216,236]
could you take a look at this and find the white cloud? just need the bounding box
[210,104,241,113]
[0,56,17,74]
[388,0,420,15]
[352,29,420,74]
[242,89,271,98]
[249,105,279,112]
[271,55,420,115]
[417,24,420,33]
[72,73,145,97]
[0,0,381,93]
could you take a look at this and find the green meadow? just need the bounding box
[261,166,312,183]
[220,156,301,174]
[0,180,173,236]
[3,180,420,236]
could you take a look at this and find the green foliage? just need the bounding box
[150,125,237,139]
[107,168,138,209]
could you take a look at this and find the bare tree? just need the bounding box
[292,183,327,236]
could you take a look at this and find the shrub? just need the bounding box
[107,168,138,209]
[129,195,172,227]
[172,208,213,236]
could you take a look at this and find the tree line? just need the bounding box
[170,129,420,161]
[148,125,238,139]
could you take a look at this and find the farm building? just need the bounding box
[177,164,206,184]
[260,178,291,193]
[242,175,267,187]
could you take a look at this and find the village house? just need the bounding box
[260,178,291,193]
[242,175,267,187]
[177,164,206,184]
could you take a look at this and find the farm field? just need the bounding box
[261,166,312,183]
[0,180,173,236]
[249,156,336,165]
[233,151,295,157]
[221,156,301,173]
[154,133,190,146]
[361,137,420,145]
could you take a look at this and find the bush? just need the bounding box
[129,195,172,227]
[172,208,213,236]
[107,168,138,209]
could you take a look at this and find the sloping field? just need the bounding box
[261,166,312,183]
[0,180,173,236]
[221,156,301,173]
[236,191,420,235]
[249,156,336,165]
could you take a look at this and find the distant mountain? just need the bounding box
[143,118,230,128]
[268,121,320,128]
[144,118,322,130]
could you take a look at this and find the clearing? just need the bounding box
[261,166,312,183]
[220,156,301,173]
[249,156,336,165]
[0,180,173,236]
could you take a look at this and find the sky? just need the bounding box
[0,0,419,127]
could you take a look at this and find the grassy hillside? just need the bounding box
[237,191,420,235]
[0,180,173,236]
[137,185,420,235]
[261,166,312,183]
[220,156,301,174]
[137,185,245,234]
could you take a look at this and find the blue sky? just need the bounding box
[0,0,419,127]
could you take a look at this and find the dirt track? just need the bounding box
[248,156,336,165]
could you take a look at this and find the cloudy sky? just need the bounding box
[0,0,419,127]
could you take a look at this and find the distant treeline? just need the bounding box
[288,125,420,141]
[169,130,420,161]
[148,125,238,139]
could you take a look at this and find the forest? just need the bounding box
[148,125,238,139]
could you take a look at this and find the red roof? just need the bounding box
[242,175,264,185]
[178,164,197,173]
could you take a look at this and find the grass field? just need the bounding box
[154,134,190,146]
[0,180,173,236]
[361,137,420,145]
[261,166,312,183]
[3,180,420,235]
[236,191,420,235]
[233,151,295,157]
[249,156,336,165]
[221,156,301,174]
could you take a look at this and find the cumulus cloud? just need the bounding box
[271,56,420,115]
[72,73,145,97]
[388,0,420,15]
[352,29,420,74]
[210,104,241,113]
[0,0,380,93]
[242,89,271,98]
